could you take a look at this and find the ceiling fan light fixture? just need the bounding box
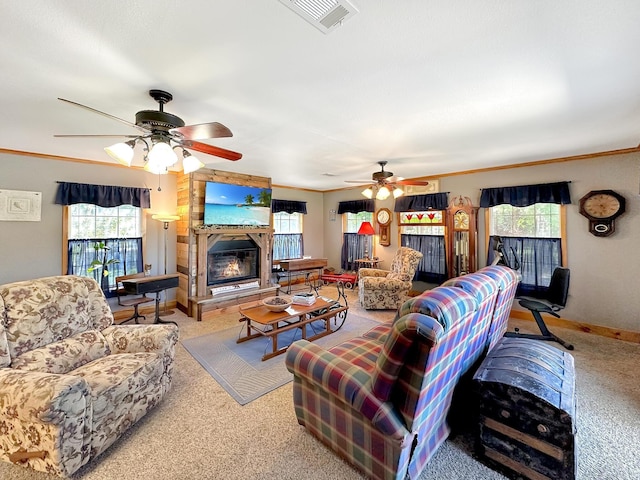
[104,140,136,167]
[144,158,169,175]
[393,186,404,198]
[361,187,374,199]
[182,150,205,174]
[148,140,178,168]
[376,185,391,200]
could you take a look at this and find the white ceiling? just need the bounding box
[2,1,640,190]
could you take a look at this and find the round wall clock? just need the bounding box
[579,190,626,237]
[376,208,392,246]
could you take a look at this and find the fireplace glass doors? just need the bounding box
[208,238,259,286]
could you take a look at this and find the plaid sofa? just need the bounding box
[0,275,179,477]
[285,266,519,480]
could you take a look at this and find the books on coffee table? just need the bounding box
[292,293,317,305]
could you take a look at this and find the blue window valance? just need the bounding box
[480,181,571,208]
[394,192,449,212]
[271,199,307,214]
[337,199,375,214]
[55,182,151,208]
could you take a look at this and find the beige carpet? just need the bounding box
[2,287,640,480]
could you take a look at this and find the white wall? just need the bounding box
[271,186,324,259]
[2,150,639,332]
[324,152,640,333]
[0,153,178,290]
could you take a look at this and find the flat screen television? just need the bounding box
[204,181,272,226]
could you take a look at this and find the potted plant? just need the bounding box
[87,241,120,292]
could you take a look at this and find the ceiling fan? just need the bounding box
[344,161,431,200]
[55,89,242,174]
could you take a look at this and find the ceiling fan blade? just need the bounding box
[344,180,374,184]
[395,180,432,186]
[170,122,233,140]
[58,98,148,133]
[54,134,140,138]
[182,140,242,161]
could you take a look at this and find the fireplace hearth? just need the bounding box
[208,238,259,286]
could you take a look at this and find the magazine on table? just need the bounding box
[292,292,317,305]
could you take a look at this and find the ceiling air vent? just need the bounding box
[278,0,359,34]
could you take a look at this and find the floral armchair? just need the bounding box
[0,275,179,477]
[358,247,423,310]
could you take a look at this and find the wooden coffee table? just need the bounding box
[238,297,348,361]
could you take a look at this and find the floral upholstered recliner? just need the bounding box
[358,247,423,310]
[0,275,179,477]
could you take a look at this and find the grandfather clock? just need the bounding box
[446,196,478,278]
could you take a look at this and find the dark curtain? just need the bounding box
[341,233,372,271]
[401,234,447,284]
[67,238,144,297]
[273,234,303,261]
[337,199,375,214]
[271,199,307,214]
[480,181,571,208]
[55,182,151,208]
[394,192,449,212]
[487,236,562,297]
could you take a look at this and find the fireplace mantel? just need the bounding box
[194,227,273,297]
[176,168,273,317]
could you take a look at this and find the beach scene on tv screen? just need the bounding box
[204,182,272,226]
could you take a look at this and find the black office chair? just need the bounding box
[505,267,574,350]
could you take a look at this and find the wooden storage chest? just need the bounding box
[473,337,576,480]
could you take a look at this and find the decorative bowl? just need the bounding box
[262,295,293,312]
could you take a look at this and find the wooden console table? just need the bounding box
[277,258,328,294]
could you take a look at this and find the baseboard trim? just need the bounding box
[509,309,640,344]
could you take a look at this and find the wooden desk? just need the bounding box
[277,258,328,294]
[121,274,179,326]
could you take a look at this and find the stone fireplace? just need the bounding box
[208,237,259,286]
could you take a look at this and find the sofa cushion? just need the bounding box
[11,329,111,374]
[73,352,164,456]
[1,276,114,360]
[329,337,382,373]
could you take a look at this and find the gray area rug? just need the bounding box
[182,313,380,405]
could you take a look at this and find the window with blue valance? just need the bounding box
[271,199,307,214]
[55,182,151,208]
[393,192,449,212]
[337,199,375,214]
[480,181,571,208]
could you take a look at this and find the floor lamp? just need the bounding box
[152,214,180,315]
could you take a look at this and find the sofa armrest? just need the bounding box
[358,268,389,279]
[360,276,411,291]
[102,324,179,355]
[285,340,409,440]
[0,368,90,424]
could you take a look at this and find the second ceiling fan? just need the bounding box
[345,161,431,199]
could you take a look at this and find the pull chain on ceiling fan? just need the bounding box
[55,89,242,175]
[344,161,431,200]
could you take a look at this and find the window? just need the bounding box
[489,203,561,238]
[399,210,447,283]
[344,211,373,233]
[487,203,565,296]
[66,204,144,295]
[341,212,373,271]
[272,212,303,260]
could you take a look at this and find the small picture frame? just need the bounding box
[0,189,42,222]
